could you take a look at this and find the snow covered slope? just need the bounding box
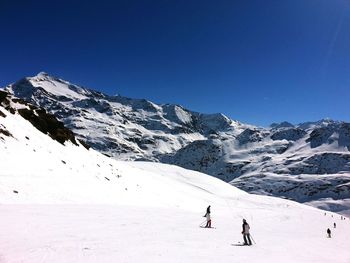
[0,90,239,206]
[1,90,350,263]
[164,123,350,215]
[3,73,350,215]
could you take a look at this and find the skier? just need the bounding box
[203,205,211,228]
[241,219,252,245]
[327,228,331,238]
[334,222,336,228]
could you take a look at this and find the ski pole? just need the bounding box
[250,234,256,245]
[199,219,207,227]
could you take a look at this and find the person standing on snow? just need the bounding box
[327,228,331,238]
[203,205,211,228]
[242,219,252,245]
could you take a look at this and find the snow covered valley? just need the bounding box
[1,84,350,262]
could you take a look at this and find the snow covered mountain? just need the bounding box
[3,72,350,215]
[164,123,350,215]
[1,89,350,263]
[4,72,246,161]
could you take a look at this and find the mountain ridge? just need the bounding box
[3,72,350,215]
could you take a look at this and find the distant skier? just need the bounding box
[241,219,252,245]
[334,222,336,228]
[203,205,211,228]
[327,228,331,238]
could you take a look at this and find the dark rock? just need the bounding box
[18,108,77,146]
[237,128,269,145]
[338,123,350,150]
[271,128,306,141]
[78,139,91,150]
[0,90,8,103]
[0,126,13,138]
[307,126,336,148]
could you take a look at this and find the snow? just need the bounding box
[1,204,349,263]
[1,98,350,262]
[5,74,244,162]
[29,72,88,100]
[174,105,193,124]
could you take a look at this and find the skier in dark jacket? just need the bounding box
[203,205,211,228]
[327,228,331,238]
[242,219,252,245]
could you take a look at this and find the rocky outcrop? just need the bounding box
[18,108,77,145]
[271,128,306,141]
[237,128,269,145]
[232,173,350,203]
[306,122,350,150]
[0,89,79,146]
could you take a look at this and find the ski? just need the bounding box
[231,243,252,246]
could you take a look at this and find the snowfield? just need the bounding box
[1,204,349,263]
[1,94,350,262]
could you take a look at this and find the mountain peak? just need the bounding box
[32,72,56,81]
[36,71,50,77]
[270,121,294,129]
[6,72,90,101]
[297,118,339,130]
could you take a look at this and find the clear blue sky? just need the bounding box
[1,0,350,126]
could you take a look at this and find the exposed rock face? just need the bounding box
[307,126,336,148]
[0,89,78,146]
[262,153,350,175]
[233,173,350,203]
[338,123,350,150]
[306,123,350,150]
[271,128,306,141]
[17,108,77,145]
[237,128,269,145]
[0,125,13,140]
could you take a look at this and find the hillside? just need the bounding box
[1,89,350,263]
[3,73,350,215]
